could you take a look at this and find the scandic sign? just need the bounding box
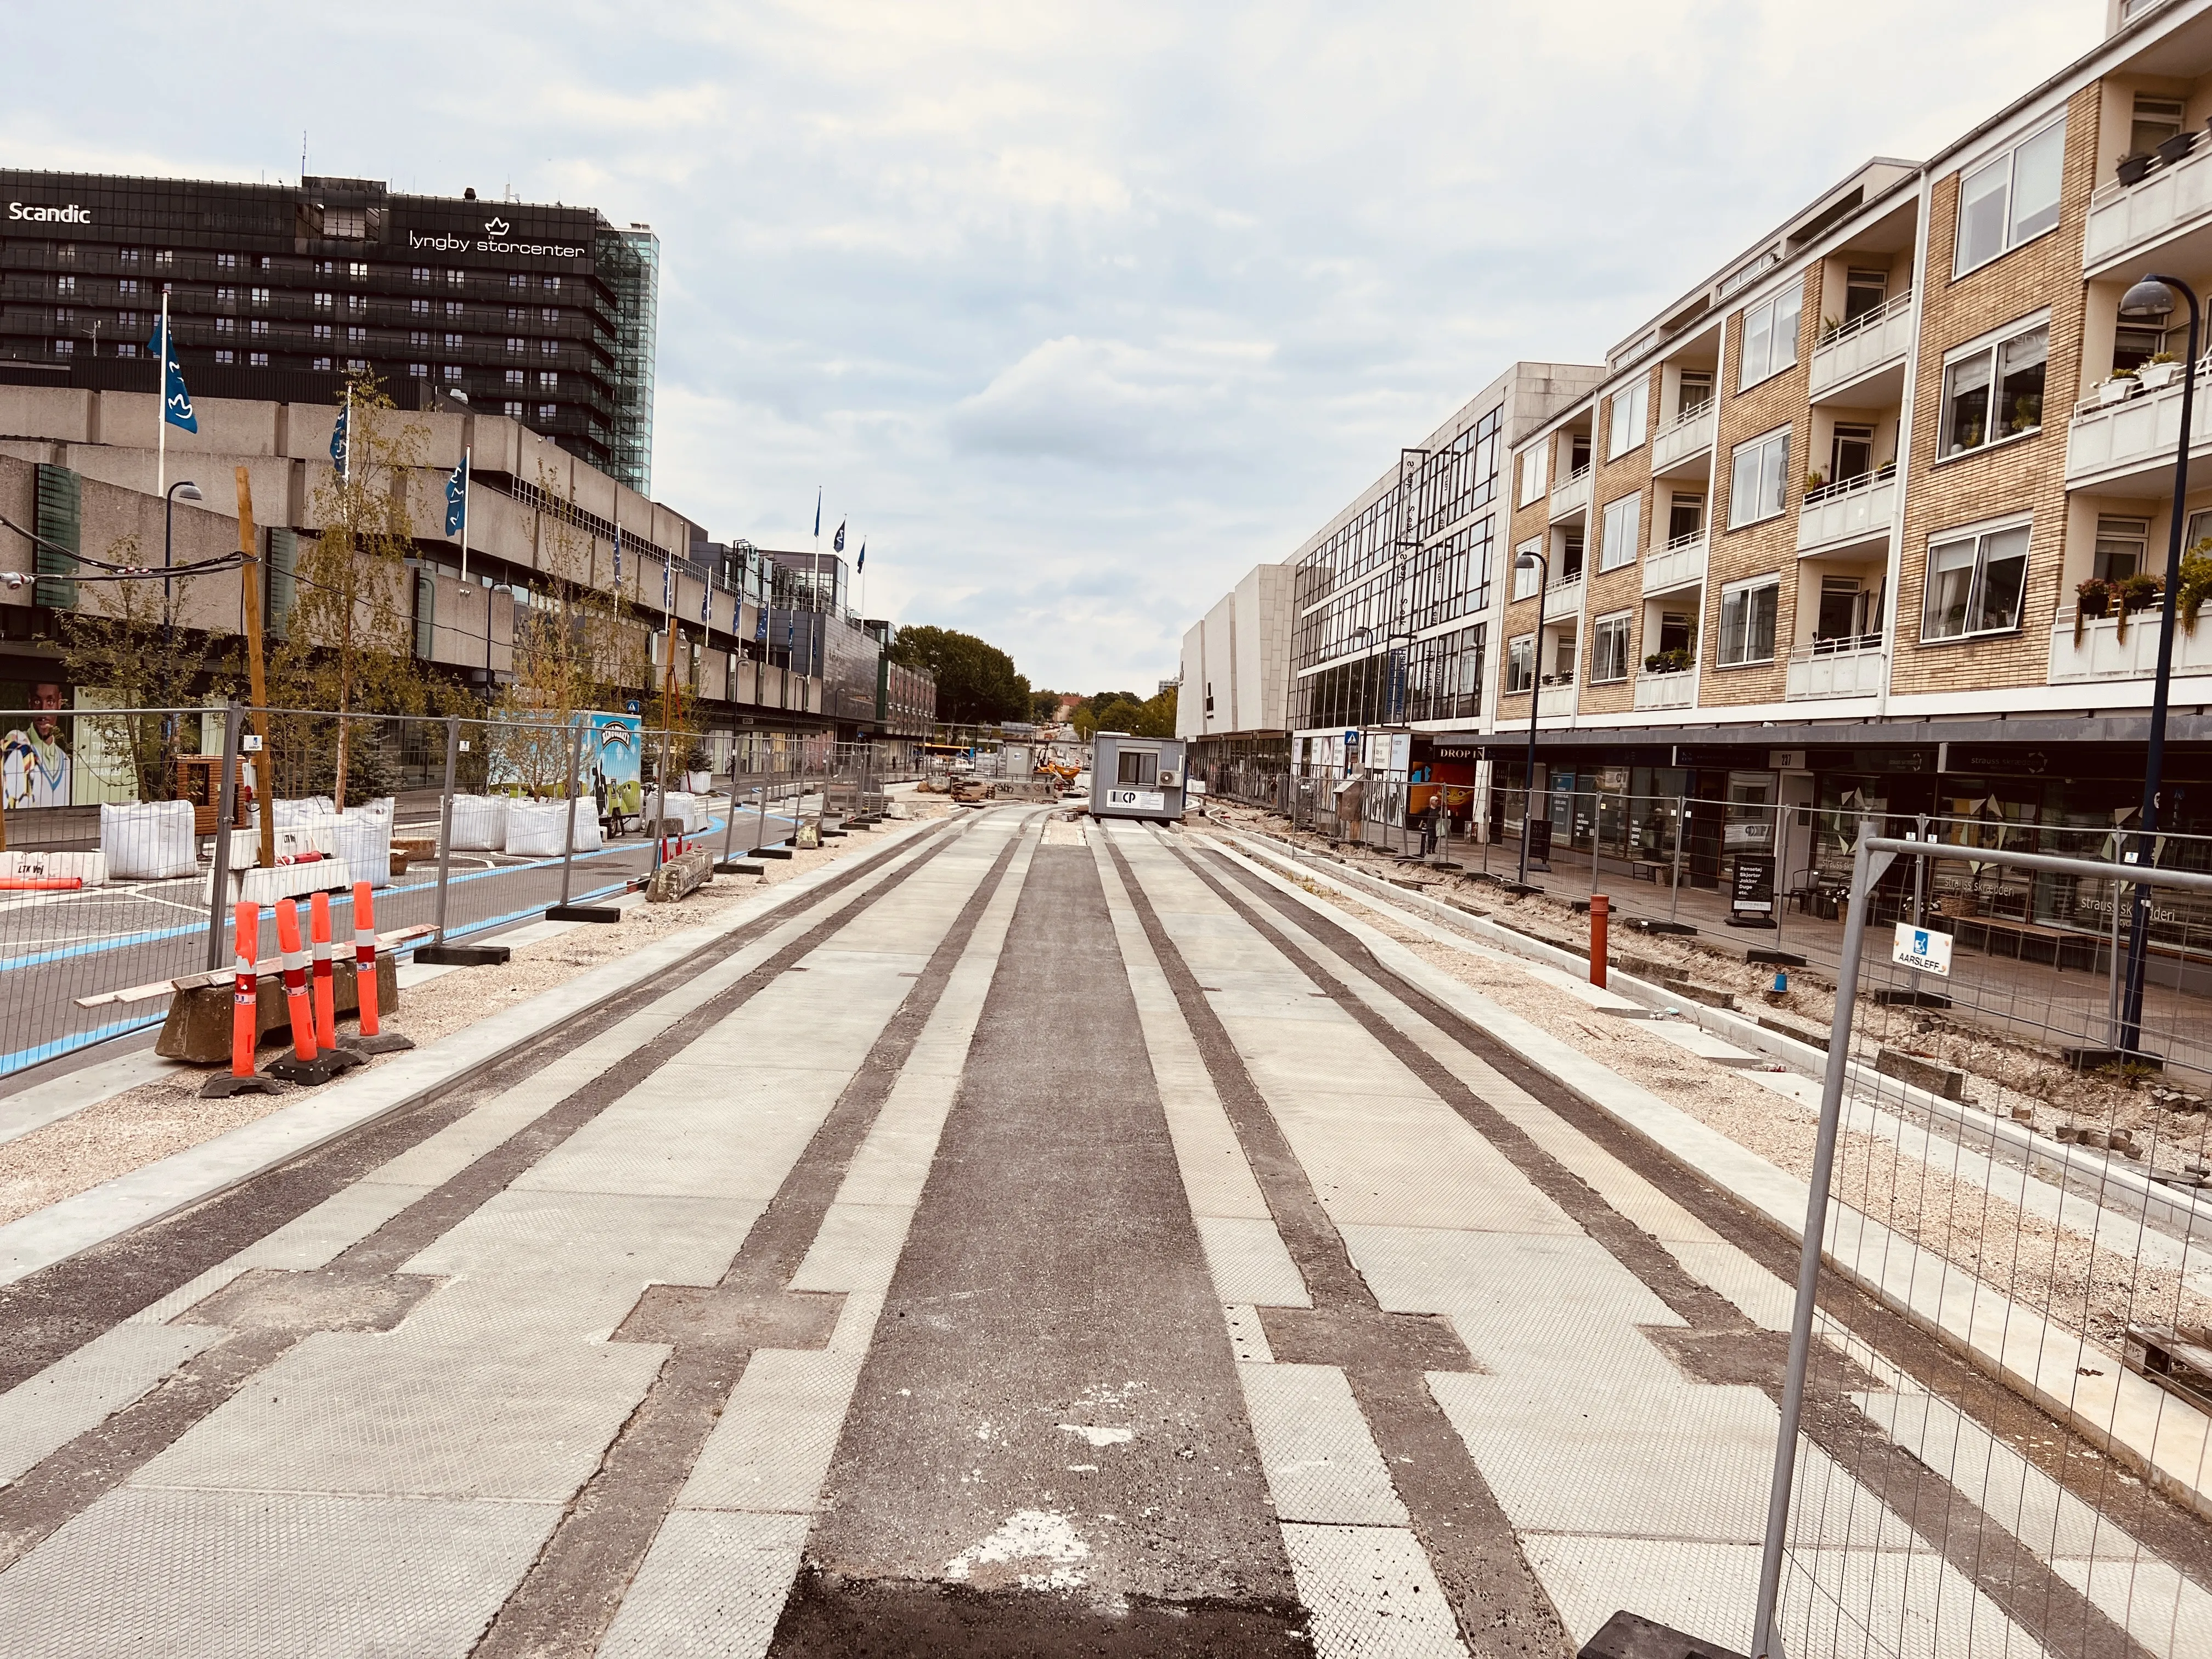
[8,202,90,224]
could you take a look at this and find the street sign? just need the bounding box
[1730,853,1776,918]
[1891,923,1953,977]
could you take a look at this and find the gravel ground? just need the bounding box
[0,797,953,1229]
[1195,815,2212,1352]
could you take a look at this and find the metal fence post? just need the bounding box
[1751,826,1880,1659]
[1669,795,1686,923]
[651,725,670,873]
[1908,811,1930,1005]
[432,714,459,945]
[558,716,583,908]
[203,699,244,970]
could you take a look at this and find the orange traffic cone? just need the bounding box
[200,900,279,1098]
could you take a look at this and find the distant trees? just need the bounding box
[1073,686,1175,739]
[887,625,1030,724]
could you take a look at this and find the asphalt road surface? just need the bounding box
[0,805,2203,1656]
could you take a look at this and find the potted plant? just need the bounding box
[1804,469,1827,496]
[2138,351,2182,391]
[2100,368,2141,405]
[1643,646,1692,674]
[2113,572,2164,641]
[684,741,713,793]
[2118,151,2155,185]
[2075,577,2114,641]
[2180,542,2212,634]
[2159,129,2198,166]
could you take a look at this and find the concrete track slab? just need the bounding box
[1239,1362,1407,1525]
[1279,1521,1468,1658]
[0,1486,555,1656]
[599,1509,813,1658]
[1195,1214,1312,1308]
[678,1348,866,1514]
[0,1321,221,1485]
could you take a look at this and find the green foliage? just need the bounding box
[1029,689,1064,725]
[1087,685,1177,738]
[887,625,1030,724]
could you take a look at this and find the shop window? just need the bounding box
[1922,520,2030,641]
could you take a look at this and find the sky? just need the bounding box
[2,1,2099,693]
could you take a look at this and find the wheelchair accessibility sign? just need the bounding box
[1891,923,1953,977]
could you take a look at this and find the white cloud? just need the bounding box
[0,0,2100,691]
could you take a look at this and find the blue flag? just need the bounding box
[329,400,350,475]
[755,601,768,644]
[812,489,821,538]
[700,571,710,624]
[149,319,196,433]
[612,523,623,584]
[444,453,469,537]
[833,520,845,554]
[855,539,865,573]
[661,556,672,613]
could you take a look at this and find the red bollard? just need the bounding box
[201,900,278,1098]
[346,881,414,1054]
[311,890,337,1052]
[1590,894,1609,989]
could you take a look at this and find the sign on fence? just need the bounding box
[1889,921,1953,976]
[1730,851,1775,919]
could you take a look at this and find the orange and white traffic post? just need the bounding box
[264,898,334,1083]
[343,881,413,1053]
[308,890,365,1073]
[199,900,279,1098]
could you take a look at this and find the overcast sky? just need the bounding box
[4,1,2096,693]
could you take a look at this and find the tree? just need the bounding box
[1029,689,1064,726]
[887,625,1030,724]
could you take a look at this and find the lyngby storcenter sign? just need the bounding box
[407,215,588,260]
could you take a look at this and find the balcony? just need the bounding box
[1548,464,1593,521]
[1537,681,1579,719]
[1650,404,1716,478]
[1634,669,1696,710]
[2084,140,2212,277]
[1541,573,1585,620]
[2066,363,2212,492]
[1796,465,1896,556]
[2049,610,2212,684]
[1643,531,1707,595]
[1786,639,1886,700]
[1808,291,1914,406]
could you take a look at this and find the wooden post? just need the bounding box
[235,466,274,871]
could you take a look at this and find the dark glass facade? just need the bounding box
[0,171,658,489]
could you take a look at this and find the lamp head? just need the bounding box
[2120,276,2179,321]
[1515,550,1542,569]
[173,481,204,504]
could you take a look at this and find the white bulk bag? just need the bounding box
[273,795,338,827]
[504,798,602,857]
[448,794,509,850]
[309,811,394,889]
[100,800,199,880]
[656,792,710,833]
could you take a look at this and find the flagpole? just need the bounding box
[457,447,471,584]
[811,486,821,681]
[156,289,169,500]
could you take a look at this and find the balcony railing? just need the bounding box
[1543,572,1585,618]
[2049,610,2212,684]
[2085,139,2212,274]
[2066,359,2212,488]
[1548,464,1593,519]
[1796,464,1897,555]
[1785,639,1886,700]
[1633,669,1696,710]
[1808,291,1914,400]
[1537,681,1578,718]
[1643,529,1707,594]
[1651,403,1717,475]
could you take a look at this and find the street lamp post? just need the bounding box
[2114,274,2200,1057]
[162,479,204,660]
[1514,547,1549,887]
[486,581,512,691]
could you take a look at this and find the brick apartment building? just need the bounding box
[1184,0,2212,933]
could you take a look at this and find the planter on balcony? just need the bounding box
[2118,153,2154,187]
[2138,360,2181,391]
[2098,375,2140,405]
[2159,131,2197,167]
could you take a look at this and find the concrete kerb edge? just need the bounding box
[1216,828,2212,1249]
[0,815,954,1291]
[1205,833,2212,1522]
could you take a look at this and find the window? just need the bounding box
[116,341,138,358]
[1518,447,1547,506]
[314,323,335,342]
[411,266,433,285]
[1843,268,1888,323]
[313,356,334,371]
[1506,634,1535,693]
[250,319,269,337]
[542,308,559,325]
[1923,521,2030,640]
[1676,369,1714,418]
[1728,427,1790,528]
[1737,279,1803,389]
[538,403,558,420]
[504,368,525,387]
[504,400,524,419]
[1607,380,1649,457]
[117,278,140,298]
[117,311,138,330]
[409,363,429,379]
[445,300,464,318]
[507,336,526,355]
[445,332,465,351]
[543,276,562,292]
[54,275,76,297]
[1718,576,1780,665]
[53,338,73,356]
[215,349,235,365]
[1592,614,1632,683]
[410,330,431,348]
[348,262,368,281]
[443,365,462,382]
[1940,316,2046,456]
[538,370,558,390]
[215,318,236,336]
[540,339,559,358]
[346,326,366,344]
[1667,492,1705,544]
[217,252,239,271]
[346,358,368,371]
[250,286,269,307]
[249,351,269,368]
[2131,95,2186,161]
[346,294,365,316]
[1116,749,1159,787]
[314,291,334,311]
[155,250,173,269]
[448,268,466,288]
[119,249,139,267]
[1547,628,1577,684]
[1599,494,1639,571]
[317,260,336,275]
[1955,115,2066,276]
[1556,527,1584,582]
[411,298,430,317]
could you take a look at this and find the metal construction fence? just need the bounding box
[0,704,913,1081]
[1753,836,2212,1659]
